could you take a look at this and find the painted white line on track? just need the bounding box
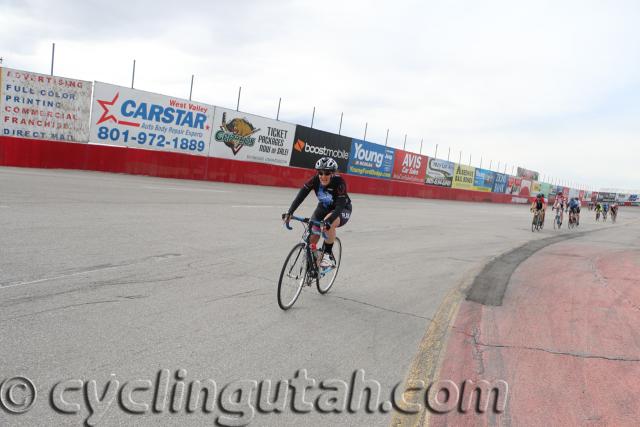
[231,205,276,208]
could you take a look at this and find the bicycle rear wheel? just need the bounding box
[277,243,306,310]
[317,237,342,294]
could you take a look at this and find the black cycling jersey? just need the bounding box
[288,174,352,224]
[534,200,544,210]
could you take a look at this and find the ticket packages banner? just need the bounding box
[347,139,394,179]
[1,67,91,142]
[89,82,214,156]
[425,158,455,187]
[473,168,496,192]
[452,164,476,190]
[210,107,294,166]
[392,149,427,183]
[492,173,508,193]
[290,126,351,172]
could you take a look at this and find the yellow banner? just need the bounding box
[452,164,476,190]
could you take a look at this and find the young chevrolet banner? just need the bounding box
[1,67,92,142]
[473,168,496,192]
[425,158,455,187]
[347,139,394,179]
[210,107,294,166]
[452,164,476,190]
[89,82,214,156]
[392,149,427,183]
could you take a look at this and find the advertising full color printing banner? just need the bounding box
[290,126,351,172]
[209,107,294,166]
[516,167,539,181]
[1,67,92,142]
[507,176,522,195]
[539,182,552,197]
[89,82,214,156]
[425,158,455,187]
[492,173,508,193]
[452,164,476,190]
[392,149,427,183]
[347,139,394,179]
[473,168,496,192]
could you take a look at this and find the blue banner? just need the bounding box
[474,168,496,191]
[347,139,395,179]
[492,173,508,193]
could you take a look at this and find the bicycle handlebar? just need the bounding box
[283,215,329,239]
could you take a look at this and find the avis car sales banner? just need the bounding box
[347,139,394,179]
[425,158,455,187]
[473,168,496,192]
[492,173,508,193]
[209,107,294,166]
[1,67,92,142]
[290,125,351,172]
[392,149,427,183]
[89,82,214,156]
[452,164,476,190]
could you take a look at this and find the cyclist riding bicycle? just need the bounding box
[603,202,609,220]
[553,192,566,225]
[568,197,581,226]
[611,202,619,220]
[530,193,546,223]
[283,157,353,270]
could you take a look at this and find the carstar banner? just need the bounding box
[89,82,214,156]
[347,139,394,179]
[473,168,496,192]
[209,107,294,166]
[1,67,92,142]
[425,158,455,187]
[452,164,476,190]
[492,173,508,193]
[290,126,351,172]
[392,149,427,183]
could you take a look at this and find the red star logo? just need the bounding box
[96,93,120,125]
[95,92,140,127]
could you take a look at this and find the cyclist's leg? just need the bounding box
[310,205,330,246]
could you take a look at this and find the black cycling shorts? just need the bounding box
[570,207,580,214]
[312,205,352,227]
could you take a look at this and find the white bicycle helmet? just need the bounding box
[314,157,338,171]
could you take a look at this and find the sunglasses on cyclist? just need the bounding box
[317,171,333,176]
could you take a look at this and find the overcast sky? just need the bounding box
[1,0,638,190]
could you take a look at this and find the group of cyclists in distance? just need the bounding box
[530,191,620,229]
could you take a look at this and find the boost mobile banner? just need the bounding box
[452,164,476,190]
[210,107,294,166]
[425,158,455,187]
[290,125,351,172]
[89,82,214,156]
[1,67,92,142]
[347,139,394,179]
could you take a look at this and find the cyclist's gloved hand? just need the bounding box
[322,220,332,231]
[282,213,292,223]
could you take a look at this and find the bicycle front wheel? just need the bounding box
[317,237,342,294]
[277,243,306,310]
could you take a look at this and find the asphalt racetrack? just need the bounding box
[1,167,637,426]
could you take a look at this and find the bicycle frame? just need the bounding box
[285,216,328,277]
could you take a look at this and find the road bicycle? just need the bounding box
[552,207,563,229]
[531,209,543,232]
[277,215,342,310]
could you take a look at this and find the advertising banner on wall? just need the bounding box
[616,193,629,203]
[452,164,476,190]
[629,194,638,202]
[597,192,617,203]
[290,126,351,172]
[516,167,539,181]
[473,168,496,192]
[492,173,508,193]
[347,139,394,179]
[539,183,552,197]
[531,181,541,194]
[507,176,522,195]
[425,158,455,187]
[1,67,92,142]
[89,82,214,156]
[519,179,532,197]
[209,107,294,166]
[568,187,580,199]
[392,149,427,183]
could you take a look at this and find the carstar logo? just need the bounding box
[96,92,140,127]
